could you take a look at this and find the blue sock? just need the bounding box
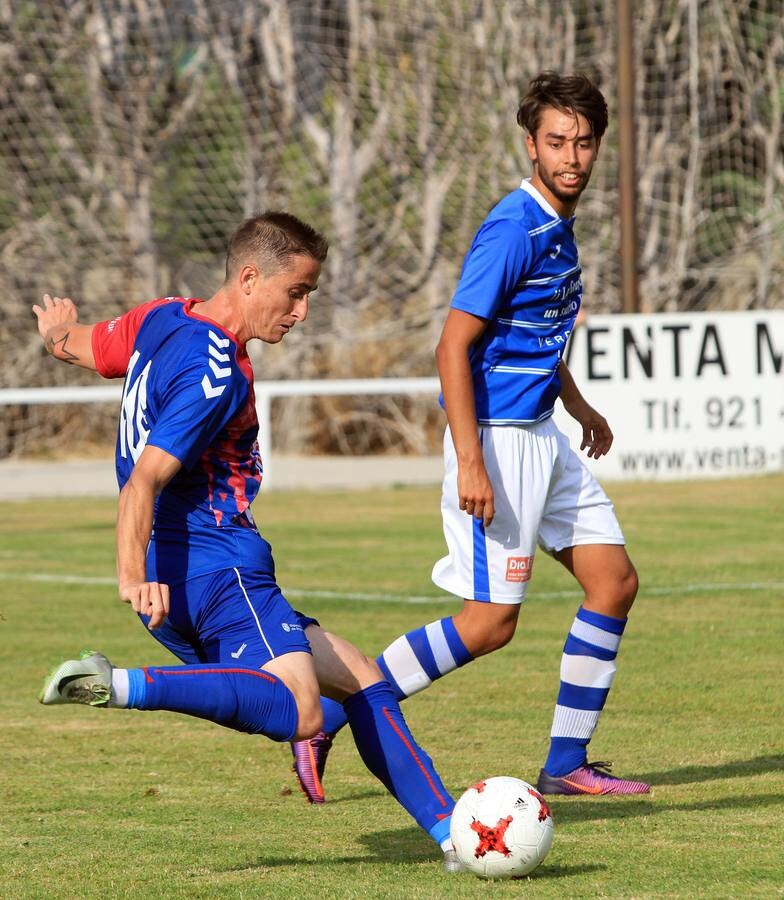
[543,606,627,777]
[321,696,348,735]
[344,681,455,845]
[321,616,473,736]
[126,663,298,742]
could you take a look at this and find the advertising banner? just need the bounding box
[552,311,784,481]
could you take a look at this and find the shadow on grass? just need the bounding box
[639,753,784,786]
[552,791,784,825]
[326,788,387,805]
[220,826,605,878]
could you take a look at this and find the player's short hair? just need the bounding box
[517,72,608,140]
[225,211,329,281]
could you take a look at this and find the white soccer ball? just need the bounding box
[450,776,554,879]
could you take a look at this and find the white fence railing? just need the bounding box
[0,378,441,486]
[7,309,782,486]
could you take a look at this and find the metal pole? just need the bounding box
[616,0,640,313]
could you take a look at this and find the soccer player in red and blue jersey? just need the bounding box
[34,212,461,871]
[292,73,650,799]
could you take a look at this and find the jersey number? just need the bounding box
[120,350,152,462]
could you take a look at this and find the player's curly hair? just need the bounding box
[225,211,329,280]
[517,72,608,140]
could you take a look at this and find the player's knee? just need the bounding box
[620,563,639,609]
[462,613,518,656]
[326,641,384,697]
[486,617,517,653]
[355,654,384,687]
[625,562,639,599]
[609,561,639,616]
[293,702,323,741]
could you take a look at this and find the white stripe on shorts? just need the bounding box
[234,567,275,660]
[425,620,457,675]
[570,619,622,653]
[560,654,617,689]
[551,705,602,739]
[383,634,433,695]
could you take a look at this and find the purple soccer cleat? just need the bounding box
[290,731,334,804]
[537,761,650,796]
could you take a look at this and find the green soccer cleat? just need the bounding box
[39,649,113,707]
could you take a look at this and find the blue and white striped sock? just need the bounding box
[376,616,473,698]
[320,617,473,735]
[543,606,626,777]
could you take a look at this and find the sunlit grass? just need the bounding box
[1,475,782,897]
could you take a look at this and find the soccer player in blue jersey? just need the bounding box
[33,212,462,871]
[292,72,650,799]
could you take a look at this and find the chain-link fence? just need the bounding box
[1,0,782,456]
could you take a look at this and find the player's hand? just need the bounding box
[565,398,614,458]
[457,459,495,526]
[119,581,170,631]
[32,294,79,345]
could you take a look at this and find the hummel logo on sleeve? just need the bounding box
[208,348,231,378]
[201,376,226,399]
[208,329,231,349]
[201,331,233,399]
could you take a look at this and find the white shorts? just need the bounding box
[431,419,625,604]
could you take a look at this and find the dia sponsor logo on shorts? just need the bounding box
[505,556,533,583]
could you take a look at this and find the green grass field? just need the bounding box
[1,476,783,898]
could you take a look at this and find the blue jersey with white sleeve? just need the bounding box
[450,179,582,425]
[92,298,269,586]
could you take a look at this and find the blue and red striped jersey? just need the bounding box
[93,298,270,585]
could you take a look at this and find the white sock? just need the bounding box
[110,668,130,707]
[440,838,454,853]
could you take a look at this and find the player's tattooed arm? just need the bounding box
[46,330,79,363]
[32,294,97,370]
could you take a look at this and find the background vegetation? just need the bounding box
[2,1,782,456]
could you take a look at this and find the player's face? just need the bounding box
[249,255,321,344]
[526,106,601,217]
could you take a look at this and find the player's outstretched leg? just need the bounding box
[343,681,456,856]
[291,615,473,803]
[40,650,300,742]
[303,626,463,872]
[537,606,650,796]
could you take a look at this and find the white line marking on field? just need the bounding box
[5,573,117,585]
[2,572,782,603]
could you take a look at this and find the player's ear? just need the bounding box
[239,264,258,295]
[525,132,537,163]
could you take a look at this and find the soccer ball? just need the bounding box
[450,776,554,879]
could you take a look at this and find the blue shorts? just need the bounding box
[140,567,317,667]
